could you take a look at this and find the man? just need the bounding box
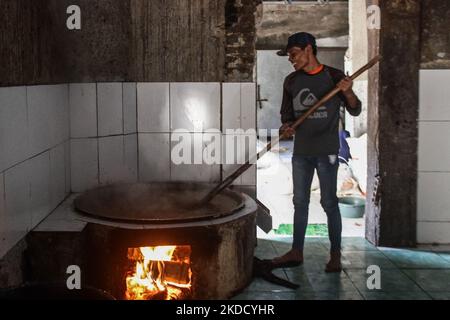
[272,32,362,272]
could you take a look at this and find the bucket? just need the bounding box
[338,196,365,218]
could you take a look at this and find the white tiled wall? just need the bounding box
[0,87,29,172]
[135,82,256,184]
[29,152,51,227]
[123,83,137,134]
[170,133,221,183]
[0,172,8,257]
[170,83,220,132]
[70,138,99,192]
[418,70,450,244]
[222,83,257,186]
[70,84,97,138]
[50,143,69,210]
[137,83,170,133]
[99,135,138,185]
[98,83,123,136]
[1,81,257,257]
[3,161,31,258]
[27,85,69,157]
[138,133,171,182]
[0,85,69,257]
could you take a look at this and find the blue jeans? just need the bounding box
[292,154,342,252]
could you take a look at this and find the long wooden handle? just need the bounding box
[199,55,382,205]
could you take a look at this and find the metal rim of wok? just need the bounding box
[73,182,246,224]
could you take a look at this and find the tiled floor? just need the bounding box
[232,236,450,300]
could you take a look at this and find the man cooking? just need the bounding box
[272,32,362,272]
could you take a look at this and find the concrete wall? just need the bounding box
[256,1,349,50]
[0,0,259,86]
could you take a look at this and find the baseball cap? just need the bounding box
[277,32,317,56]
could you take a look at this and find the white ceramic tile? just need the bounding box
[99,135,138,185]
[222,133,257,186]
[419,70,450,121]
[170,133,221,182]
[3,161,31,257]
[137,83,169,133]
[29,152,51,227]
[27,85,69,156]
[417,172,450,222]
[98,83,123,136]
[222,164,242,185]
[0,172,6,257]
[123,83,137,134]
[138,133,170,182]
[418,222,450,244]
[170,83,220,132]
[27,85,51,156]
[64,140,71,194]
[69,83,97,138]
[50,143,66,211]
[241,83,257,130]
[242,165,257,186]
[0,86,29,172]
[222,83,241,131]
[418,122,450,171]
[70,138,99,192]
[49,84,70,146]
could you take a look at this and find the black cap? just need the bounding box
[277,32,317,56]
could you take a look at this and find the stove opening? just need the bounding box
[125,245,192,300]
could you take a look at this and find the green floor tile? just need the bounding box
[429,292,450,300]
[402,269,450,292]
[361,291,431,300]
[379,248,450,269]
[271,238,329,257]
[345,269,424,293]
[284,270,358,293]
[254,239,277,259]
[245,268,293,292]
[342,251,397,270]
[322,237,378,252]
[294,291,364,300]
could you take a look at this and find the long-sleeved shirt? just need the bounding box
[280,65,362,156]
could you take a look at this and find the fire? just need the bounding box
[125,245,192,300]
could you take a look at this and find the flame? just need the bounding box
[125,246,192,300]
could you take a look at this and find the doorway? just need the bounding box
[255,0,369,240]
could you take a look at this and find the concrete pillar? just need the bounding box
[366,0,420,247]
[346,0,369,137]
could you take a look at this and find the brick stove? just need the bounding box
[26,182,257,300]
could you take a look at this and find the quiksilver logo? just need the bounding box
[293,88,327,115]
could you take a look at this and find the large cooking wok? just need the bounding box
[74,182,245,224]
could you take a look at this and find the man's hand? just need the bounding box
[280,123,295,138]
[337,76,360,109]
[337,76,354,95]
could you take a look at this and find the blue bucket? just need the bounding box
[338,197,366,218]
